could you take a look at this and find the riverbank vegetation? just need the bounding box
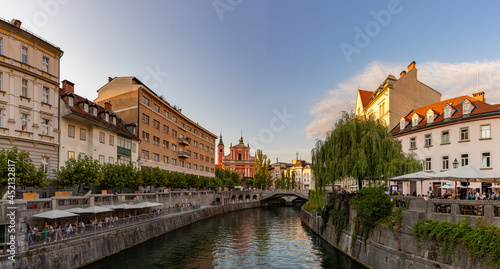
[414,218,500,265]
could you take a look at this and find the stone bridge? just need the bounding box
[259,190,309,202]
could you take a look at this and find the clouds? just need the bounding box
[306,60,500,139]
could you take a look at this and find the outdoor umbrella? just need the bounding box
[430,165,488,199]
[114,203,139,218]
[64,207,91,225]
[390,171,433,195]
[439,185,455,189]
[32,209,78,219]
[479,170,500,183]
[81,206,114,229]
[134,202,163,208]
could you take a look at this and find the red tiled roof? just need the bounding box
[392,96,500,134]
[358,90,373,108]
[60,89,139,140]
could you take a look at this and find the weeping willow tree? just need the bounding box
[312,112,422,191]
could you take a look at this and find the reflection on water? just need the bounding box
[83,207,366,269]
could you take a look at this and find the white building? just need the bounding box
[288,154,315,190]
[59,80,139,168]
[392,92,500,196]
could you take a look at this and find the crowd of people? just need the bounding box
[389,187,500,200]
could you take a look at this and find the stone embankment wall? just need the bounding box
[300,197,497,269]
[1,202,260,269]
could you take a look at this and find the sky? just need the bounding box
[2,1,500,163]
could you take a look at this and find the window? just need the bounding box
[211,158,214,164]
[153,120,160,129]
[172,116,177,123]
[42,87,49,104]
[0,109,3,128]
[163,124,169,133]
[193,164,198,170]
[112,117,116,125]
[442,156,449,170]
[171,158,178,166]
[104,113,109,122]
[163,109,169,118]
[200,154,204,161]
[201,133,205,138]
[427,114,433,124]
[142,131,150,142]
[172,144,177,152]
[132,143,136,153]
[109,135,114,146]
[68,97,73,106]
[171,129,177,138]
[205,167,209,172]
[163,156,169,164]
[180,121,185,128]
[211,148,214,153]
[193,140,198,147]
[424,158,432,171]
[109,157,114,164]
[412,117,418,127]
[193,152,198,159]
[460,127,469,141]
[68,151,75,160]
[118,136,132,150]
[142,113,150,124]
[461,154,469,166]
[153,136,160,145]
[379,102,385,116]
[238,154,242,161]
[41,118,49,136]
[205,145,209,151]
[482,152,491,168]
[68,125,75,137]
[424,134,432,146]
[99,132,105,143]
[200,143,204,149]
[194,129,198,135]
[463,99,472,115]
[409,137,416,149]
[441,131,449,144]
[22,47,28,64]
[153,153,160,162]
[187,162,191,169]
[200,165,204,171]
[99,155,105,165]
[21,79,28,97]
[179,161,184,168]
[163,140,169,149]
[142,95,150,106]
[211,168,214,173]
[481,125,490,139]
[83,103,89,112]
[41,157,49,174]
[444,105,452,119]
[80,128,86,140]
[0,72,3,92]
[93,107,97,116]
[153,103,160,113]
[142,150,149,159]
[79,153,86,159]
[42,57,49,72]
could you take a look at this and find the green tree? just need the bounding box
[53,155,102,195]
[290,171,296,190]
[311,112,422,190]
[0,147,48,192]
[254,149,272,190]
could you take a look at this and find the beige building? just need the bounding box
[288,155,315,190]
[94,77,217,177]
[59,80,139,168]
[355,61,441,130]
[0,18,63,178]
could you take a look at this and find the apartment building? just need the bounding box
[355,61,442,130]
[0,18,63,178]
[94,77,217,177]
[392,92,500,195]
[59,80,139,167]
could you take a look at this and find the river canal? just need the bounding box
[83,207,366,269]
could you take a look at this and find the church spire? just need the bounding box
[218,131,224,146]
[239,130,244,145]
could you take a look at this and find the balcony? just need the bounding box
[178,150,191,158]
[178,137,190,145]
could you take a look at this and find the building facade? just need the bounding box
[0,18,63,178]
[392,93,500,196]
[218,133,255,179]
[59,80,139,168]
[288,155,315,190]
[355,61,442,130]
[94,77,217,177]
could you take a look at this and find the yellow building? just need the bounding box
[355,61,441,130]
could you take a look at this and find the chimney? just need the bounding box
[400,70,407,78]
[408,61,416,72]
[11,19,22,28]
[472,92,485,103]
[105,101,112,111]
[108,77,113,82]
[62,80,75,93]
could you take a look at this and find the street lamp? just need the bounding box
[453,158,459,169]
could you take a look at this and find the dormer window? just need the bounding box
[411,113,420,127]
[443,104,453,119]
[426,109,435,124]
[112,117,116,125]
[93,107,97,116]
[462,99,473,115]
[399,118,406,131]
[68,97,73,106]
[105,113,109,122]
[83,103,89,112]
